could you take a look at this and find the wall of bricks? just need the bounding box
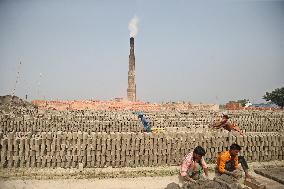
[0,109,283,168]
[0,131,283,168]
[0,110,283,135]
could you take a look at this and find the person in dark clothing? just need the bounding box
[138,114,152,132]
[216,143,253,180]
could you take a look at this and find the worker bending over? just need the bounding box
[211,113,245,136]
[180,146,209,183]
[138,113,152,132]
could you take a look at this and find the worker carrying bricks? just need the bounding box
[180,146,209,183]
[216,143,253,180]
[210,112,245,136]
[137,113,152,132]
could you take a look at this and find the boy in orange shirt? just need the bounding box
[216,143,253,180]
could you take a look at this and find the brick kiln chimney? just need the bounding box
[127,37,136,101]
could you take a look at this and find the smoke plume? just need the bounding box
[128,15,139,37]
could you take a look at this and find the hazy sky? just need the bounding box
[0,0,283,104]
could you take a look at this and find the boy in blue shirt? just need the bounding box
[138,114,152,132]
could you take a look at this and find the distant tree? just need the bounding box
[263,87,284,109]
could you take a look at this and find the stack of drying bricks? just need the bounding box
[149,110,284,132]
[0,116,143,135]
[0,131,283,168]
[1,110,283,135]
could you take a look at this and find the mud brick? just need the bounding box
[101,155,105,166]
[129,149,135,156]
[148,155,155,167]
[115,149,120,157]
[144,155,149,166]
[81,156,87,164]
[51,140,56,152]
[71,159,76,168]
[65,155,71,164]
[72,132,78,140]
[46,139,51,152]
[91,156,95,167]
[129,156,135,167]
[153,155,158,166]
[86,137,92,147]
[125,155,130,167]
[96,154,101,161]
[120,154,125,162]
[101,144,106,155]
[26,156,30,167]
[35,138,41,152]
[45,160,51,168]
[80,149,86,156]
[45,155,51,163]
[19,156,25,167]
[31,156,36,167]
[86,155,92,162]
[106,152,111,161]
[61,132,67,140]
[134,154,139,166]
[41,156,46,168]
[55,155,61,163]
[106,138,111,150]
[58,161,64,168]
[256,136,260,146]
[67,132,73,140]
[86,147,92,156]
[82,132,88,140]
[12,155,19,167]
[7,138,13,152]
[47,132,52,140]
[19,138,24,151]
[13,138,20,153]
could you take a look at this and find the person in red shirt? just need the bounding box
[180,146,209,183]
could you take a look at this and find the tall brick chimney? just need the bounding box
[127,37,136,101]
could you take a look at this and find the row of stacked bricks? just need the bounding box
[149,111,284,132]
[1,110,283,135]
[0,131,283,168]
[0,118,143,135]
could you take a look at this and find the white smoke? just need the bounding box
[128,15,139,37]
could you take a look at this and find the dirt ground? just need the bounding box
[1,161,284,189]
[1,170,284,189]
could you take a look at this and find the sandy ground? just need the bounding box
[1,161,284,189]
[1,171,284,189]
[0,176,178,189]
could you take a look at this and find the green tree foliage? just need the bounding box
[263,87,284,109]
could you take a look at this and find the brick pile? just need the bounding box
[0,131,283,168]
[0,110,283,135]
[0,108,283,169]
[32,100,219,111]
